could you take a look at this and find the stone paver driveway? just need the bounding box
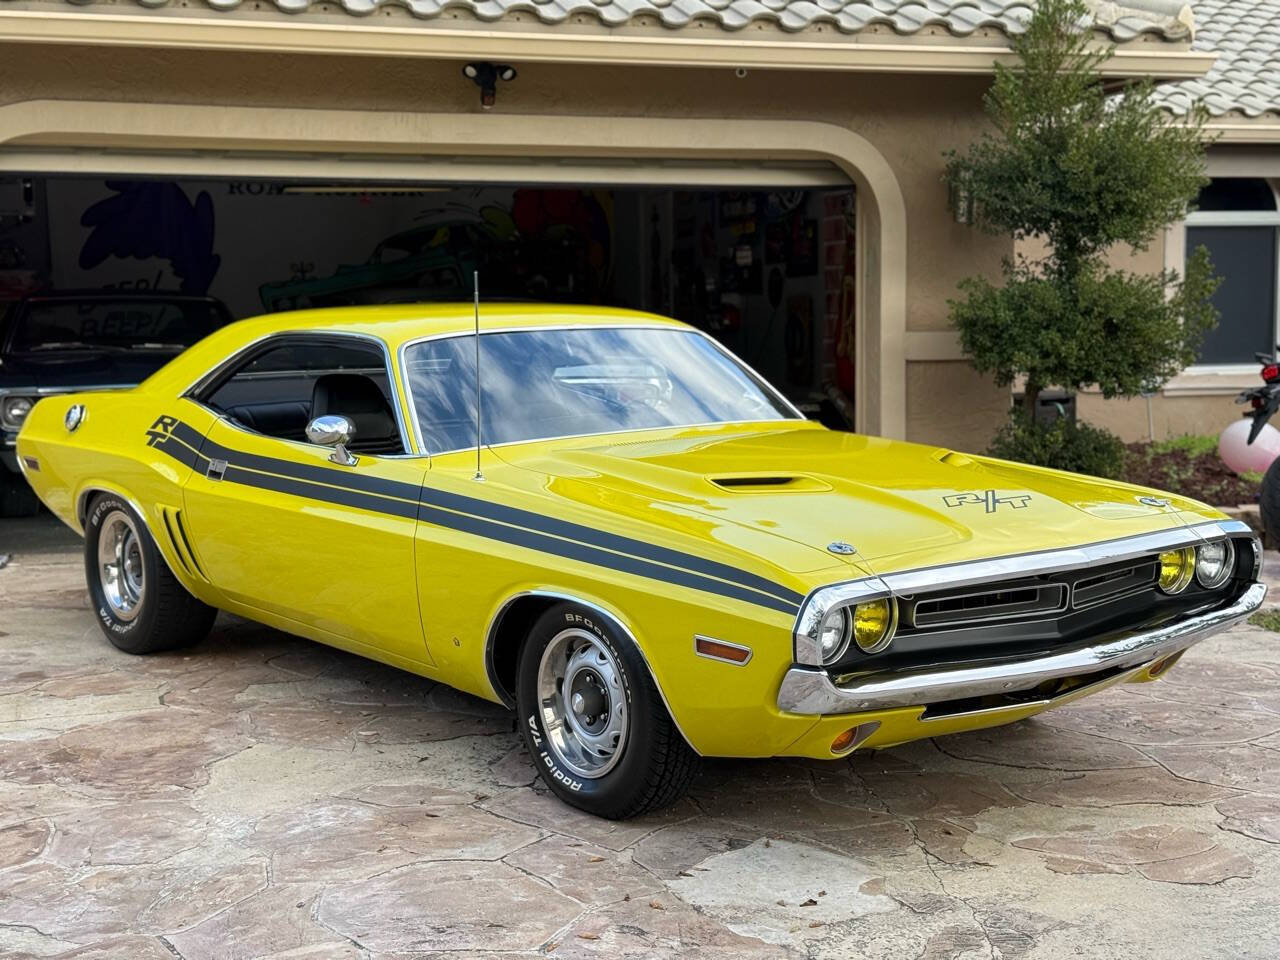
[2,516,1279,959]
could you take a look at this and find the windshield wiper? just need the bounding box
[128,342,189,350]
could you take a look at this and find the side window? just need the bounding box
[200,338,405,455]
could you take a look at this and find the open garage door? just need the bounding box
[0,162,858,426]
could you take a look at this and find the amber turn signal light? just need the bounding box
[694,636,752,665]
[830,721,881,755]
[831,728,858,753]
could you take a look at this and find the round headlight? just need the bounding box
[1195,539,1235,589]
[818,608,852,665]
[1157,547,1195,594]
[1,395,33,430]
[852,597,897,654]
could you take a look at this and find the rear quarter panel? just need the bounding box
[16,390,218,603]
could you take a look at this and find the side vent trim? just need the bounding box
[160,507,207,581]
[173,509,206,581]
[159,509,193,578]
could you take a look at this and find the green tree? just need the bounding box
[944,0,1219,473]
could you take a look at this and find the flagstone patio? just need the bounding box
[2,515,1278,959]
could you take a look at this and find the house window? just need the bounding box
[1186,177,1280,368]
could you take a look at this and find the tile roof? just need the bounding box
[1152,1,1280,117]
[35,0,1195,41]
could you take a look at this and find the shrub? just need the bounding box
[943,0,1218,420]
[988,415,1128,479]
[1151,433,1218,458]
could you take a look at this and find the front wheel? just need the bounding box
[515,603,699,819]
[84,494,216,654]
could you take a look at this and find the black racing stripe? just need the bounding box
[223,465,420,521]
[155,435,795,612]
[194,430,803,606]
[156,419,800,613]
[170,419,208,452]
[153,433,209,473]
[412,502,800,615]
[201,434,421,501]
[416,486,805,606]
[220,458,794,612]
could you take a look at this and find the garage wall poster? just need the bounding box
[40,180,616,320]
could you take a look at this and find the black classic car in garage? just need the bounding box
[0,290,232,515]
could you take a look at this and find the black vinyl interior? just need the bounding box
[310,373,402,455]
[204,361,405,456]
[223,400,312,443]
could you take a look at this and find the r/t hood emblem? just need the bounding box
[944,490,1032,513]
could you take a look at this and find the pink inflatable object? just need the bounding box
[1219,418,1280,475]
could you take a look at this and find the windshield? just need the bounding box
[403,326,799,453]
[8,299,224,352]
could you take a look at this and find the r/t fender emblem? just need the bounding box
[144,414,179,447]
[944,490,1032,513]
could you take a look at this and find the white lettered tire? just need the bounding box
[83,494,216,654]
[515,602,699,819]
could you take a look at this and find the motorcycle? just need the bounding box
[1236,350,1280,546]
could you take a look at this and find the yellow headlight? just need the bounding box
[852,598,897,654]
[1157,547,1195,594]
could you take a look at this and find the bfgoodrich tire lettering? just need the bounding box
[516,602,700,819]
[83,494,216,654]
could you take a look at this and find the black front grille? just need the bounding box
[1073,560,1158,608]
[910,582,1068,628]
[825,539,1250,675]
[902,557,1161,635]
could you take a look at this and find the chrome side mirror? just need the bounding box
[306,414,358,467]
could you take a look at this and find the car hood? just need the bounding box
[499,422,1221,579]
[0,351,178,391]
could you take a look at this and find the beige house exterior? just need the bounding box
[0,0,1215,452]
[1077,1,1280,443]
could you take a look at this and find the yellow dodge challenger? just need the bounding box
[14,304,1267,819]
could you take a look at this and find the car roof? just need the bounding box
[224,303,689,350]
[141,303,693,396]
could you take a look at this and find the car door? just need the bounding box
[178,333,433,666]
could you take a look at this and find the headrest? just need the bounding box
[310,373,398,446]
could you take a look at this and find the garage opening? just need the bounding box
[0,174,859,428]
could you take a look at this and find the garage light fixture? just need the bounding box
[463,62,518,110]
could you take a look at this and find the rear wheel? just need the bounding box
[515,602,699,819]
[84,494,216,654]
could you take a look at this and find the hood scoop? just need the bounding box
[708,474,830,493]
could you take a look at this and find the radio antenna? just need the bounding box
[472,270,484,482]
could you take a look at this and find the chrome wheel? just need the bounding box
[97,510,145,621]
[536,627,629,779]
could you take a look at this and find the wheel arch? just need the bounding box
[76,483,151,536]
[75,483,206,599]
[484,589,700,755]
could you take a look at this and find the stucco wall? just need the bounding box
[1077,391,1238,443]
[0,43,1012,450]
[1016,225,1240,444]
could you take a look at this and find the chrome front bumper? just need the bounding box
[777,581,1267,716]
